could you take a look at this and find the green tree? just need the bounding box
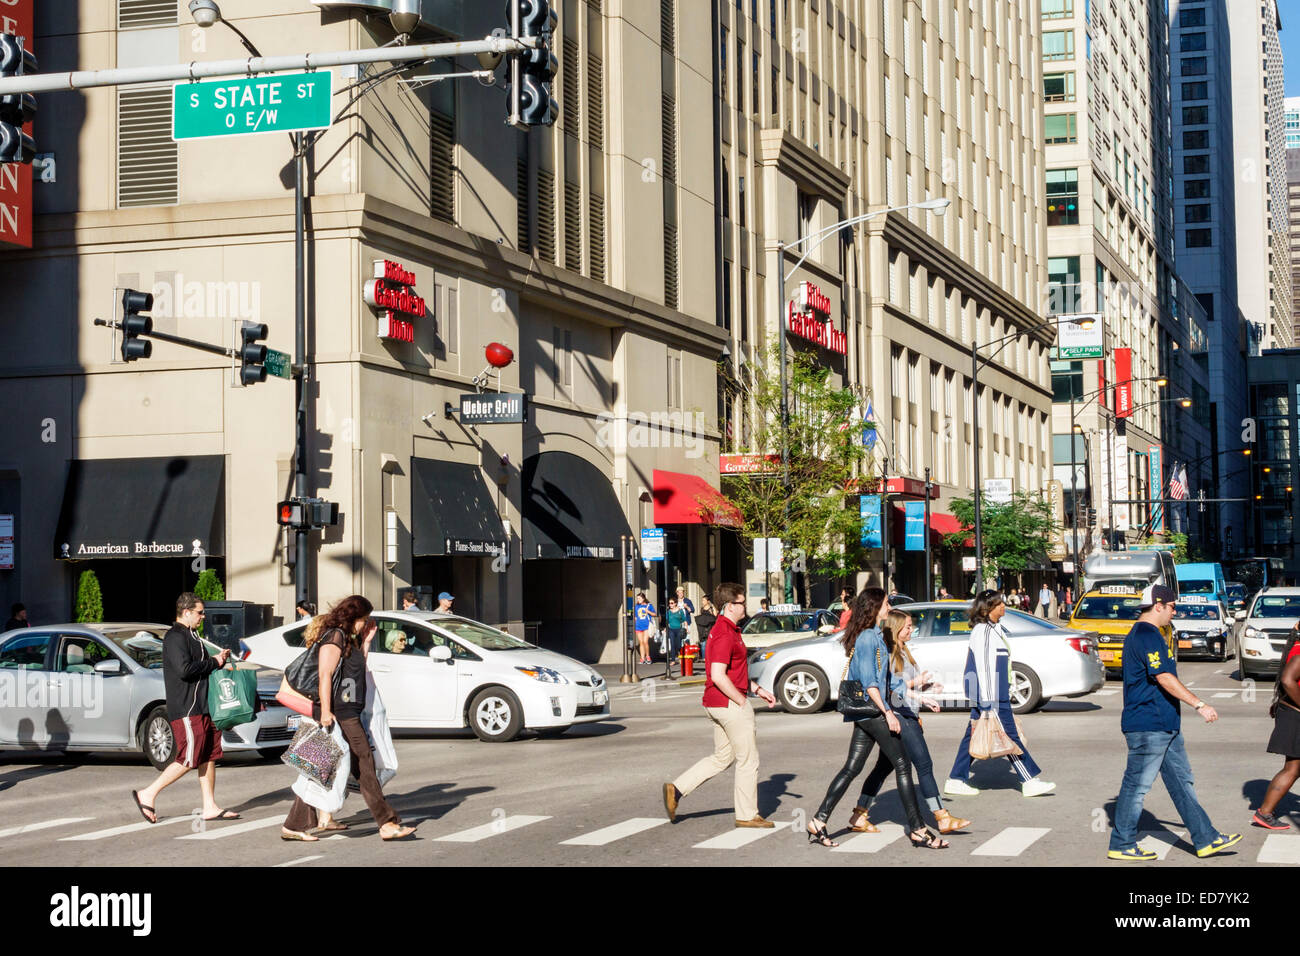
[718,343,870,601]
[944,490,1057,588]
[75,570,103,624]
[193,570,225,636]
[1146,532,1189,565]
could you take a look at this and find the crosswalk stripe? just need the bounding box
[275,855,324,867]
[1258,835,1300,864]
[970,826,1050,856]
[560,817,668,846]
[62,817,188,841]
[1137,830,1185,861]
[693,820,792,849]
[1095,690,1120,697]
[0,817,94,840]
[831,822,905,853]
[1212,692,1235,699]
[434,815,551,843]
[177,816,285,841]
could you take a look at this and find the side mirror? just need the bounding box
[1234,611,1247,621]
[94,659,123,675]
[429,645,453,662]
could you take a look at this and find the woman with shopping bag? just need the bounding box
[944,590,1055,798]
[280,595,416,842]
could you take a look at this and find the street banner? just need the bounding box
[1148,445,1164,532]
[1114,348,1133,418]
[904,501,925,552]
[861,495,882,549]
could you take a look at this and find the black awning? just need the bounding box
[522,451,630,559]
[411,458,504,557]
[54,456,225,560]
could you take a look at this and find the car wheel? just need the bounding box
[258,746,289,761]
[777,664,829,714]
[1008,663,1042,715]
[138,705,176,771]
[469,687,524,742]
[534,726,570,739]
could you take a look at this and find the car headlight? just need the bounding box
[1244,627,1260,638]
[516,665,569,684]
[588,671,604,686]
[755,651,776,662]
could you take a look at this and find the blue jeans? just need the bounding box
[860,711,943,813]
[1109,730,1219,852]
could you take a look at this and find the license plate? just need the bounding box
[593,690,608,707]
[286,715,302,731]
[1098,650,1115,662]
[1178,640,1193,649]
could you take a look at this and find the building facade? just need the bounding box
[1289,143,1300,346]
[1247,349,1300,582]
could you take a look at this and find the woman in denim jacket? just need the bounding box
[807,587,949,849]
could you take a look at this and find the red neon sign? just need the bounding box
[0,0,33,250]
[364,259,425,343]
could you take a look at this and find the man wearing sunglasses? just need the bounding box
[132,592,236,825]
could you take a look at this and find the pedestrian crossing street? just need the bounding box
[0,810,1290,863]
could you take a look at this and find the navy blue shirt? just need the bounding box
[1121,621,1180,733]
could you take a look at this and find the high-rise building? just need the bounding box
[1290,146,1300,345]
[714,0,1053,596]
[1286,95,1300,149]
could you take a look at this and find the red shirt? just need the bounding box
[703,614,749,708]
[837,608,852,631]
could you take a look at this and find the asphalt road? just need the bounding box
[0,659,1295,867]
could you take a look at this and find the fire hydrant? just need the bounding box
[681,642,699,677]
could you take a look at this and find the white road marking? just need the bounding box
[831,822,906,853]
[1137,830,1186,861]
[1214,669,1225,675]
[0,817,94,840]
[1095,690,1120,696]
[1258,835,1300,865]
[434,815,551,843]
[693,820,792,849]
[1212,692,1236,699]
[62,817,188,841]
[970,826,1051,857]
[274,855,324,867]
[1184,681,1195,687]
[177,816,285,840]
[560,817,669,846]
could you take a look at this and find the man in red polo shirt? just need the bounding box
[663,582,777,828]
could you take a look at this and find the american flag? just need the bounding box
[1169,462,1189,500]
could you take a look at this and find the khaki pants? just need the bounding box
[673,700,759,821]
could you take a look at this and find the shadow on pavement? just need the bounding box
[0,762,78,794]
[1039,701,1102,713]
[758,773,801,817]
[1241,778,1300,817]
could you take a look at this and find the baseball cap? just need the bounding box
[1139,584,1177,608]
[438,592,454,601]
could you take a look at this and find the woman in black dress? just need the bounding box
[1253,623,1300,830]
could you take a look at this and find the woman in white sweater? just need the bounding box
[944,589,1055,798]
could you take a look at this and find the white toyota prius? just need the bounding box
[243,611,611,742]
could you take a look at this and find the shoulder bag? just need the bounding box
[837,640,885,720]
[284,629,346,703]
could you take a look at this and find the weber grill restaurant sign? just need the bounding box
[0,0,33,249]
[459,393,527,424]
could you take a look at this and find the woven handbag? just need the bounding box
[281,720,345,788]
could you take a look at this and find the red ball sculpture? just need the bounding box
[485,342,514,368]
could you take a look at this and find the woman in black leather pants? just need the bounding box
[807,588,947,849]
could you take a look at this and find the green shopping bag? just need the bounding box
[207,665,258,730]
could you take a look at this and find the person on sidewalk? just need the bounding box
[436,592,454,613]
[944,589,1055,798]
[281,595,416,842]
[132,593,237,825]
[662,582,777,829]
[1253,623,1300,830]
[806,589,948,850]
[1038,584,1053,619]
[1106,584,1241,861]
[5,603,28,631]
[665,598,689,675]
[633,592,656,665]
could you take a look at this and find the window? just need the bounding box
[1043,30,1075,60]
[1043,71,1076,102]
[1185,203,1211,223]
[53,636,115,673]
[1185,228,1212,248]
[1182,81,1207,100]
[1179,33,1206,52]
[1051,360,1084,402]
[1048,255,1081,313]
[1046,168,1079,226]
[1179,7,1205,26]
[0,633,50,670]
[1183,154,1209,174]
[1183,129,1209,150]
[1182,56,1207,75]
[1182,106,1208,125]
[1044,113,1077,144]
[1042,0,1073,17]
[1184,179,1210,199]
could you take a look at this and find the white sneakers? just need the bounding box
[1021,778,1057,797]
[944,778,981,797]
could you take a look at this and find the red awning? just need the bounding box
[889,506,972,547]
[653,469,742,527]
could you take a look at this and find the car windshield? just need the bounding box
[436,619,535,651]
[1089,578,1148,593]
[102,627,215,668]
[1251,597,1300,618]
[1076,596,1143,620]
[1179,579,1215,595]
[742,614,808,634]
[1174,604,1217,620]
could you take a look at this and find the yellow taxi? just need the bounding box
[1066,586,1177,676]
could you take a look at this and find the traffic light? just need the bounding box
[505,0,558,127]
[238,321,268,386]
[0,35,36,165]
[120,289,153,362]
[308,499,339,528]
[277,500,305,527]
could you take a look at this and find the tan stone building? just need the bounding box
[0,0,733,662]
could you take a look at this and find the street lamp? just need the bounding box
[188,1,263,57]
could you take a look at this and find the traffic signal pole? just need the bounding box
[294,130,309,608]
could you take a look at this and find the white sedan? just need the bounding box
[243,611,611,742]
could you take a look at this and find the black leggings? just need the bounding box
[814,717,926,832]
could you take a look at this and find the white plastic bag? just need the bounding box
[291,719,350,813]
[363,682,398,787]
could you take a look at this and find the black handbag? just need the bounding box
[285,629,345,702]
[837,643,884,720]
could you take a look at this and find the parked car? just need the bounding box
[739,610,840,651]
[243,611,611,742]
[748,604,1104,715]
[1067,587,1177,678]
[0,623,292,770]
[1171,598,1235,662]
[1235,588,1300,680]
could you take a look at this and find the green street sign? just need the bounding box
[1057,345,1104,359]
[265,348,292,380]
[172,72,333,141]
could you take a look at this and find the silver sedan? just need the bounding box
[748,603,1105,716]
